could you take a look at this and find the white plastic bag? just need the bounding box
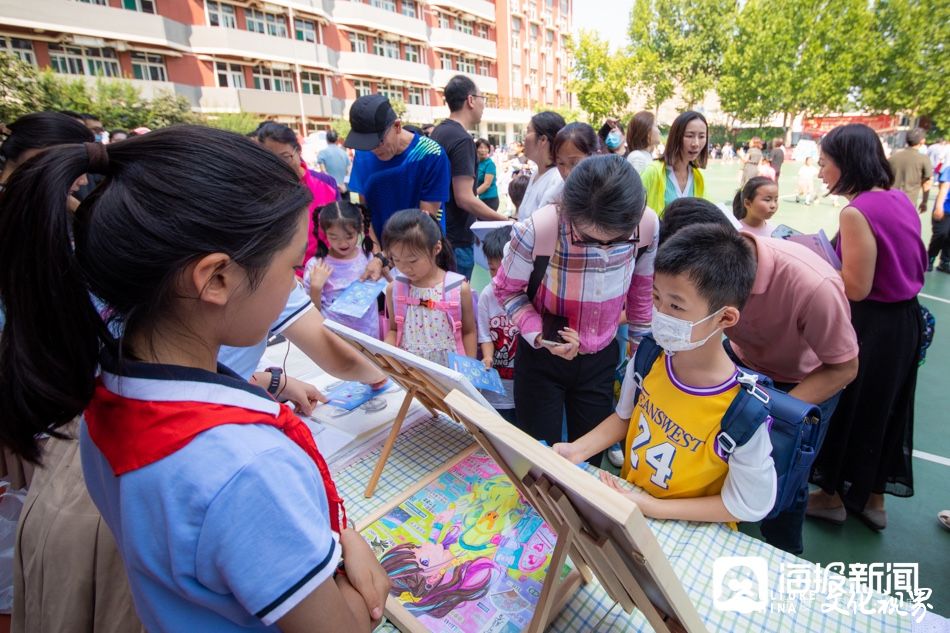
[0,481,26,614]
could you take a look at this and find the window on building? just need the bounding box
[512,16,521,31]
[478,60,489,75]
[438,13,450,29]
[294,18,316,42]
[373,39,399,59]
[49,45,120,77]
[370,0,396,11]
[379,84,402,103]
[546,29,554,44]
[511,34,520,49]
[353,79,372,97]
[478,24,489,38]
[216,61,246,88]
[252,66,294,92]
[456,18,473,35]
[300,71,325,95]
[408,85,426,105]
[457,58,475,74]
[0,37,36,65]
[122,0,156,12]
[511,66,521,87]
[246,9,287,37]
[74,0,108,4]
[131,52,167,81]
[400,0,417,18]
[529,24,539,41]
[404,43,419,63]
[207,1,237,28]
[440,54,453,71]
[348,32,368,53]
[559,0,568,12]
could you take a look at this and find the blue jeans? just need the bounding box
[454,245,474,280]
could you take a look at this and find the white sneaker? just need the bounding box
[607,445,624,468]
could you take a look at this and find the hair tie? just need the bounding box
[85,142,109,174]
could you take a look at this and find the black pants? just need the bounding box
[514,337,619,466]
[482,196,500,211]
[928,214,950,265]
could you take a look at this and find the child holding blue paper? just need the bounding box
[477,226,518,424]
[383,209,477,366]
[304,200,387,338]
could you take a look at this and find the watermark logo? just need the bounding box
[711,557,934,622]
[712,556,769,613]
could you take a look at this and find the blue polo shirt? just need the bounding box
[81,360,340,631]
[348,133,450,238]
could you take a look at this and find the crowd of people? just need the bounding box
[0,72,941,632]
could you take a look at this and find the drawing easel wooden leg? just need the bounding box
[364,387,417,498]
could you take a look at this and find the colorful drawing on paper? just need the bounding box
[330,279,388,318]
[362,452,558,632]
[447,353,505,395]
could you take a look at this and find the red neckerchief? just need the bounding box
[84,379,347,534]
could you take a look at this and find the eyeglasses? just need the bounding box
[570,222,639,248]
[470,94,487,101]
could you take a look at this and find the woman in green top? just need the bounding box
[640,111,708,217]
[475,138,500,211]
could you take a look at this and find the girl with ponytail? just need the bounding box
[0,126,388,633]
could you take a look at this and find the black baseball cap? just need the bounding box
[344,95,398,150]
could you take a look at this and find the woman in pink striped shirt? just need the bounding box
[492,155,654,465]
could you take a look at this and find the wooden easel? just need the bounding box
[322,320,487,498]
[445,389,708,633]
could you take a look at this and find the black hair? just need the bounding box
[0,112,93,166]
[529,111,566,165]
[732,176,776,220]
[80,113,101,122]
[820,124,893,197]
[0,125,311,462]
[655,223,756,311]
[662,110,708,169]
[58,110,84,122]
[508,173,530,209]
[315,199,374,258]
[475,138,491,152]
[253,121,301,151]
[659,197,731,245]
[560,154,645,237]
[326,129,338,144]
[444,74,478,112]
[554,122,601,159]
[381,208,456,272]
[482,225,512,261]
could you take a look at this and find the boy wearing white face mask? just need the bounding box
[553,224,777,524]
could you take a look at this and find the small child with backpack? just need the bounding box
[478,225,518,424]
[383,209,477,366]
[554,224,779,524]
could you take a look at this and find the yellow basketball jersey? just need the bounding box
[621,354,740,500]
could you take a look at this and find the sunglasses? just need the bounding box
[570,222,639,248]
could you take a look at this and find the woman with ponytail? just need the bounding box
[0,126,388,632]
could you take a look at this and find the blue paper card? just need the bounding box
[329,279,388,318]
[447,352,506,394]
[323,380,392,411]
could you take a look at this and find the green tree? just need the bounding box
[144,91,198,128]
[719,0,875,130]
[628,0,737,110]
[0,53,44,123]
[205,112,262,135]
[35,69,94,115]
[861,0,950,129]
[567,31,632,123]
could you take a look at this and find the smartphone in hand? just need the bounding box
[540,313,569,346]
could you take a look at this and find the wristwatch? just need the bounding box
[374,252,391,269]
[265,367,283,396]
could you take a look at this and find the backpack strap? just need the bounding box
[442,271,467,354]
[392,275,411,348]
[630,334,664,407]
[527,204,559,302]
[716,371,772,460]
